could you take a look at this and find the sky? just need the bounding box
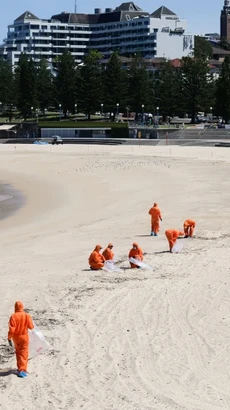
[0,0,222,43]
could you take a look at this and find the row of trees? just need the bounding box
[0,49,230,122]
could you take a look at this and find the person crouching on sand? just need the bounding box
[129,242,143,268]
[165,229,184,252]
[184,219,196,238]
[102,243,114,261]
[8,301,34,379]
[89,245,105,270]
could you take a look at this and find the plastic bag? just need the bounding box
[29,323,50,359]
[103,260,122,272]
[129,257,153,270]
[172,241,183,253]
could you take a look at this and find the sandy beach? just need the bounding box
[0,144,230,410]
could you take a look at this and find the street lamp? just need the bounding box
[210,106,213,122]
[31,106,33,121]
[156,106,159,125]
[59,104,62,121]
[101,103,104,117]
[75,103,78,121]
[141,104,144,123]
[116,103,119,118]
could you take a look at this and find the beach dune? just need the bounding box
[0,144,230,410]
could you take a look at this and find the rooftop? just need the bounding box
[14,3,180,25]
[151,6,177,18]
[15,11,39,22]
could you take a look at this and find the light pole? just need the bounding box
[59,104,62,121]
[141,104,144,123]
[31,106,33,121]
[75,103,77,121]
[116,103,119,119]
[36,108,39,123]
[156,106,159,125]
[210,106,213,122]
[101,103,104,117]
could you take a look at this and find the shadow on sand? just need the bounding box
[154,250,170,254]
[135,234,152,237]
[0,368,18,377]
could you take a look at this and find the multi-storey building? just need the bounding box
[0,2,193,69]
[221,0,230,41]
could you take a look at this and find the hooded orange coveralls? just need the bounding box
[8,301,34,373]
[89,245,105,270]
[148,203,162,234]
[129,242,143,268]
[184,219,196,237]
[102,243,114,261]
[165,229,184,252]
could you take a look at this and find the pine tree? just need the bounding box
[15,54,37,119]
[216,55,230,122]
[78,50,102,120]
[194,36,213,59]
[37,59,54,113]
[0,60,15,121]
[56,50,76,117]
[155,61,185,120]
[127,55,154,118]
[181,56,211,123]
[103,53,127,115]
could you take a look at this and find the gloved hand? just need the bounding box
[8,340,12,348]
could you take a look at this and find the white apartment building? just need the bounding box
[0,2,193,69]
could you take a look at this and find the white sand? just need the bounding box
[0,144,230,409]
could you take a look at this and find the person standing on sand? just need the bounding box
[129,243,143,268]
[165,229,184,252]
[148,203,162,236]
[102,243,114,261]
[89,245,105,270]
[8,301,34,379]
[184,219,196,238]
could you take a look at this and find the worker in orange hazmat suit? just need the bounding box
[129,242,143,268]
[184,219,196,238]
[148,203,162,236]
[8,301,34,378]
[165,229,184,252]
[89,245,105,270]
[102,243,114,261]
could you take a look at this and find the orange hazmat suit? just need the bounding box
[102,243,114,261]
[184,219,196,237]
[89,245,105,270]
[148,203,162,235]
[8,301,34,373]
[165,229,184,252]
[129,242,143,268]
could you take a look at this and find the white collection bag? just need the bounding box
[29,323,50,359]
[172,241,184,253]
[129,257,153,270]
[103,260,122,272]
